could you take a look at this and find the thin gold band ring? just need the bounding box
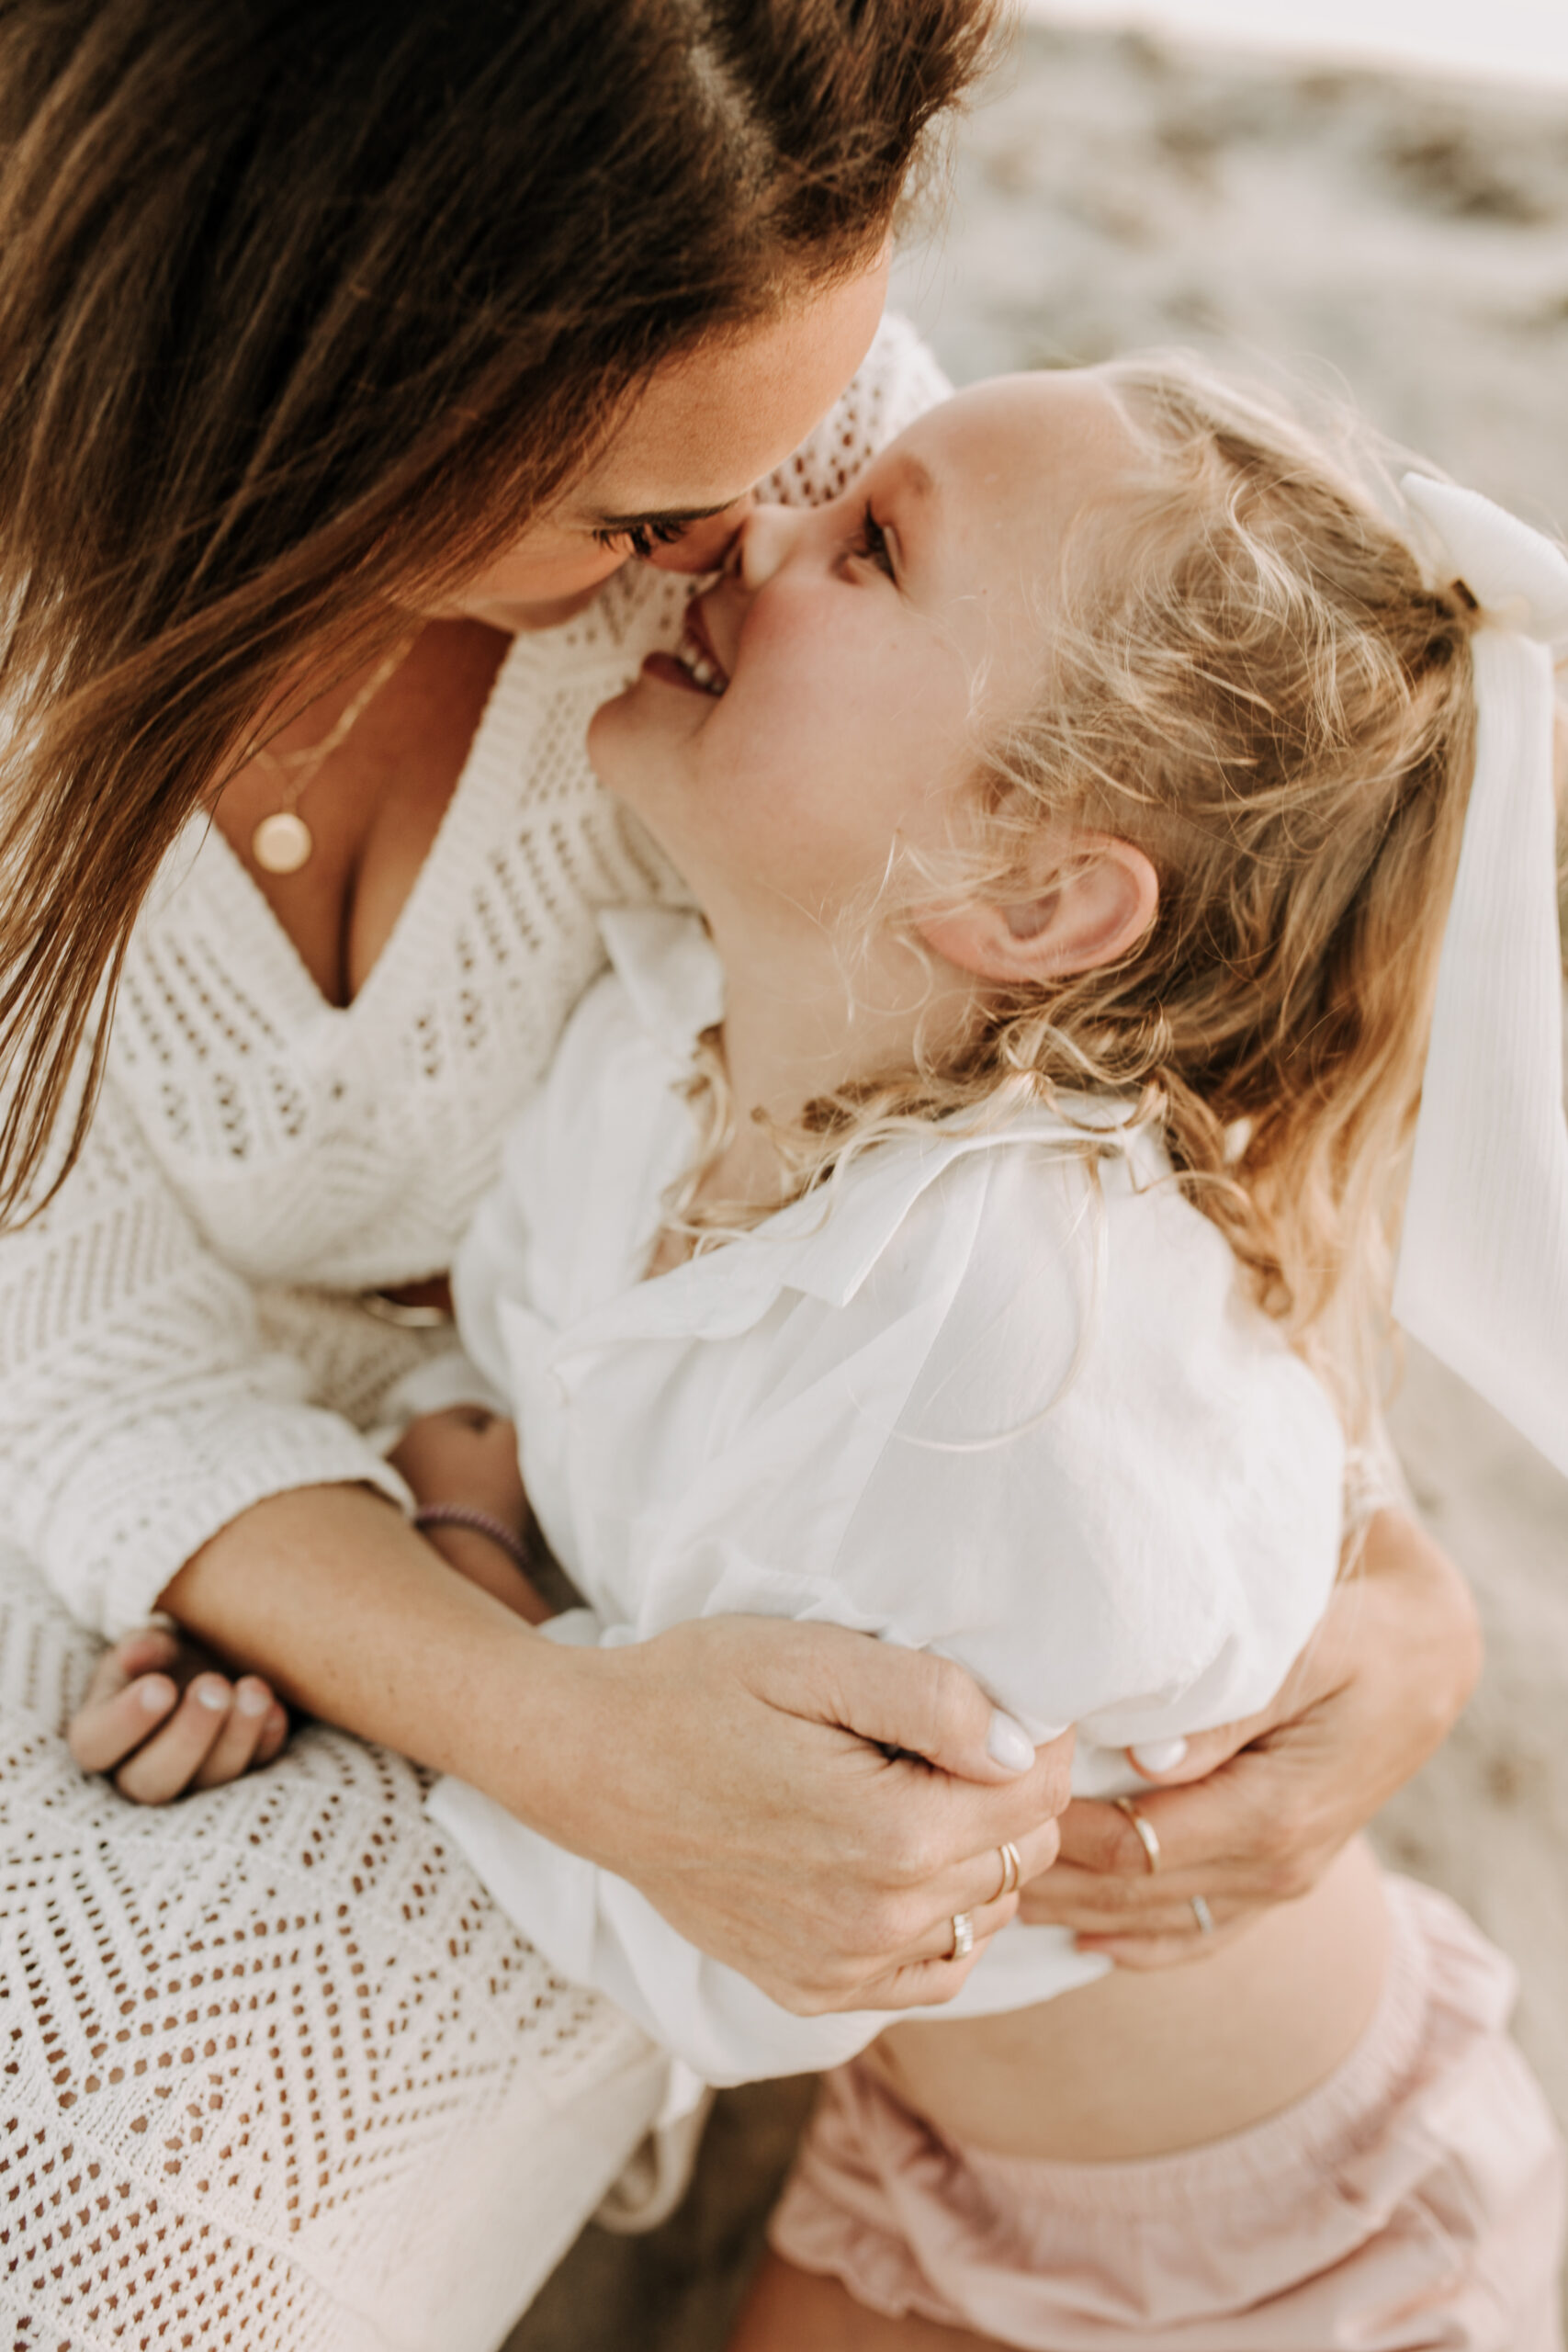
[1111,1796,1163,1876]
[994,1840,1022,1901]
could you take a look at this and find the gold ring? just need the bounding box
[994,1840,1022,1901]
[949,1911,975,1961]
[1112,1796,1162,1876]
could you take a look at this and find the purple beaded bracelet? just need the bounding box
[412,1504,532,1578]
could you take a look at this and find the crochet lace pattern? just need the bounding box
[0,317,949,2349]
[0,314,949,1644]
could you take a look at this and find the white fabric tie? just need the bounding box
[1394,474,1568,1476]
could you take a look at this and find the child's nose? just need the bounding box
[647,493,756,574]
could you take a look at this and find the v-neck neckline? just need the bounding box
[194,628,528,1030]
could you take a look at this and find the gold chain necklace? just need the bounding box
[249,639,416,876]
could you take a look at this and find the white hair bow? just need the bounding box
[1394,473,1568,1477]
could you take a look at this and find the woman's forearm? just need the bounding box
[159,1484,592,1829]
[158,1484,1074,2016]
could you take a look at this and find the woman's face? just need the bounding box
[446,254,891,631]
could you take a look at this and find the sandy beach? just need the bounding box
[511,24,1568,2346]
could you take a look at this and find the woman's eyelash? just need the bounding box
[592,518,690,560]
[853,502,896,579]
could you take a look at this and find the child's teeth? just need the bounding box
[678,631,726,695]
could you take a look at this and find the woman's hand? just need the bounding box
[152,1487,1072,2014]
[541,1615,1075,2014]
[67,1625,289,1804]
[1019,1510,1481,1964]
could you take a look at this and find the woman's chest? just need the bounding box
[212,620,507,1007]
[118,747,680,1286]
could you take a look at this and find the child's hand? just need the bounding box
[391,1405,553,1623]
[67,1625,289,1804]
[389,1402,526,1524]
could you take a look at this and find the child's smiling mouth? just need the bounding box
[641,598,731,698]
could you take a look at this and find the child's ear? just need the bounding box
[919,837,1158,985]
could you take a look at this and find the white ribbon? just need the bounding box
[1394,473,1568,1477]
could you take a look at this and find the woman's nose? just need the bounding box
[732,500,799,592]
[647,493,756,574]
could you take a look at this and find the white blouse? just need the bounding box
[429,909,1347,2091]
[0,315,951,1636]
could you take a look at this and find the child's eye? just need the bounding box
[851,502,897,581]
[592,519,689,560]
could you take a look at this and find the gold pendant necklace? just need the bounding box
[250,639,415,876]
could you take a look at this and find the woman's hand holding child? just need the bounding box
[1024,1509,1480,1961]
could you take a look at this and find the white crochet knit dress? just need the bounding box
[0,319,949,2352]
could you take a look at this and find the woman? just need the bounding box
[0,4,1478,2346]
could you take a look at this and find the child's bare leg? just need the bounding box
[728,2253,1003,2352]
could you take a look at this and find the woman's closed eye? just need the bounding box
[592,517,690,560]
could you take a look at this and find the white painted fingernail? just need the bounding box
[987,1711,1034,1773]
[1130,1736,1188,1773]
[194,1680,229,1711]
[236,1683,270,1716]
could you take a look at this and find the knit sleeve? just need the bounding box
[759,311,952,510]
[0,1067,412,1639]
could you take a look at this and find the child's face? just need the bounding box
[587,372,1134,942]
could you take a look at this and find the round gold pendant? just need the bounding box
[252,810,314,875]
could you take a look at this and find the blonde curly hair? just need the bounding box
[677,356,1488,1435]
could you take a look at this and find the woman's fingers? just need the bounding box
[919,1815,1062,1928]
[855,1944,994,2010]
[1051,1788,1269,1892]
[866,1740,1072,1898]
[1032,1764,1325,1923]
[851,1901,1018,2009]
[1021,1854,1254,1937]
[796,1629,1068,1790]
[910,1889,1020,1968]
[189,1678,287,1790]
[1077,1905,1252,1971]
[799,1821,1059,2007]
[112,1674,236,1804]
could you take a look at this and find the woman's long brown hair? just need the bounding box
[0,0,994,1222]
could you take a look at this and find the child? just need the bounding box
[401,360,1566,2347]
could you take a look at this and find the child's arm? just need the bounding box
[388,1404,555,1625]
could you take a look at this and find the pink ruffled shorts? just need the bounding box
[769,1877,1565,2349]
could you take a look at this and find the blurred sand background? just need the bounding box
[510,21,1568,2346]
